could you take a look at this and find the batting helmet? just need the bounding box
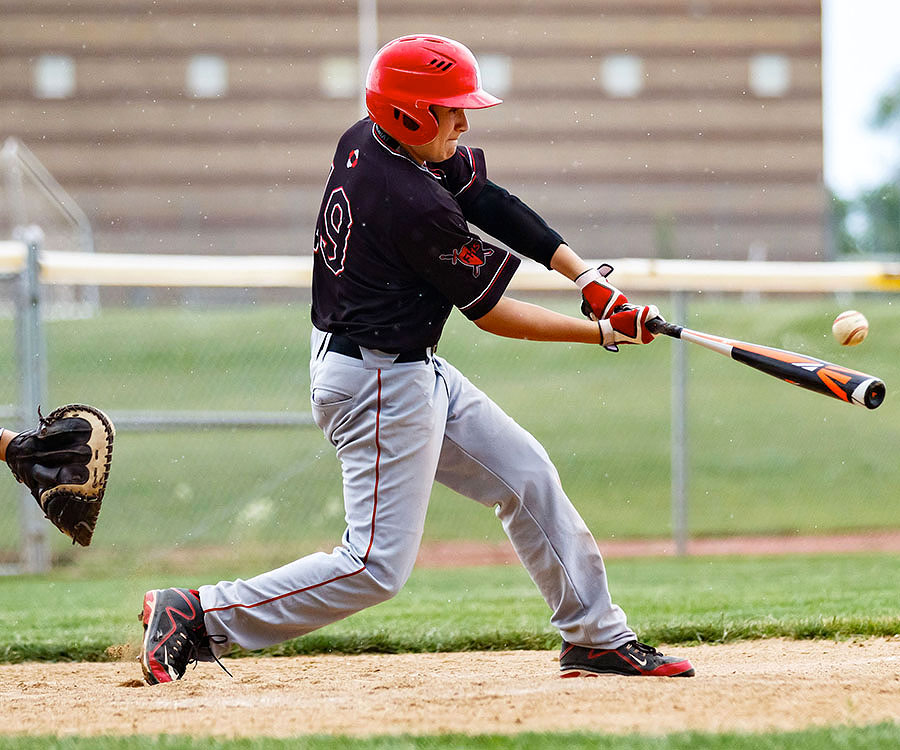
[365,34,502,146]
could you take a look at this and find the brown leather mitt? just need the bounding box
[6,404,114,546]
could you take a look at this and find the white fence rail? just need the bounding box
[3,241,900,293]
[2,235,896,571]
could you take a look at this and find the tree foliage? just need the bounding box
[833,77,900,256]
[873,77,900,129]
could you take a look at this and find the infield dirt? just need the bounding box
[3,638,899,737]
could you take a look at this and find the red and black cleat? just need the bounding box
[559,640,695,678]
[139,587,210,685]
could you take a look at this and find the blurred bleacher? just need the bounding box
[0,0,824,261]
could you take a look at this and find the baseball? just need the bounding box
[832,310,868,346]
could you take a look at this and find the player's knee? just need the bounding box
[363,560,412,601]
[507,456,562,502]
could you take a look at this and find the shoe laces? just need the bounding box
[627,641,661,656]
[185,633,233,679]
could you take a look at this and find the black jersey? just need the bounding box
[311,119,520,352]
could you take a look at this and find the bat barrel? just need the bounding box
[650,316,887,410]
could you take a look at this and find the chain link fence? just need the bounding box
[0,142,327,573]
[3,143,899,576]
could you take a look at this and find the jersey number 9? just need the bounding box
[316,187,353,276]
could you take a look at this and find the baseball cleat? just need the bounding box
[559,640,695,678]
[139,587,210,685]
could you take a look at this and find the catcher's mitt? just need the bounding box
[5,404,114,546]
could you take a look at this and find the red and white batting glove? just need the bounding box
[576,264,628,321]
[599,304,662,350]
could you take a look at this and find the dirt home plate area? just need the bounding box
[2,639,900,737]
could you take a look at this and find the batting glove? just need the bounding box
[599,304,662,350]
[576,264,628,321]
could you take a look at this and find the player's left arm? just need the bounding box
[461,181,632,321]
[458,179,562,269]
[548,242,591,281]
[445,153,647,329]
[549,243,636,323]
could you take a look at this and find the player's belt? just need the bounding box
[326,334,431,363]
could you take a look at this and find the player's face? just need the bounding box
[405,106,469,164]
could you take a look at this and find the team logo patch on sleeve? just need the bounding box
[440,237,493,277]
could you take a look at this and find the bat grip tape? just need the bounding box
[646,317,683,338]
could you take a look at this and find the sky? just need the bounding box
[823,0,900,197]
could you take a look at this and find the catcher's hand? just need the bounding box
[5,404,114,546]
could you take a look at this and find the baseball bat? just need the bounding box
[645,317,886,409]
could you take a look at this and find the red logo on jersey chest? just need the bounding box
[440,238,493,277]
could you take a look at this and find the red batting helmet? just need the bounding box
[365,34,502,146]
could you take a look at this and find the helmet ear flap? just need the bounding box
[367,91,439,145]
[411,105,440,144]
[393,108,420,134]
[393,106,439,145]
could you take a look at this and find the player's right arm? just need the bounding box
[474,296,600,344]
[474,295,660,347]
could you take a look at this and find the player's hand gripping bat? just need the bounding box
[645,317,885,409]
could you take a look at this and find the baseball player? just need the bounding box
[139,34,694,684]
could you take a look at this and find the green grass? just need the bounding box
[1,724,899,748]
[2,553,898,664]
[1,294,899,564]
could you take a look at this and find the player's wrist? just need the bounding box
[574,267,602,290]
[598,318,612,345]
[0,427,14,463]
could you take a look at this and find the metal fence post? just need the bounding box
[14,225,50,573]
[357,0,378,118]
[670,290,689,556]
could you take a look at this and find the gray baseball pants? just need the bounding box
[199,328,635,655]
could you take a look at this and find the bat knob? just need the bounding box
[863,380,886,410]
